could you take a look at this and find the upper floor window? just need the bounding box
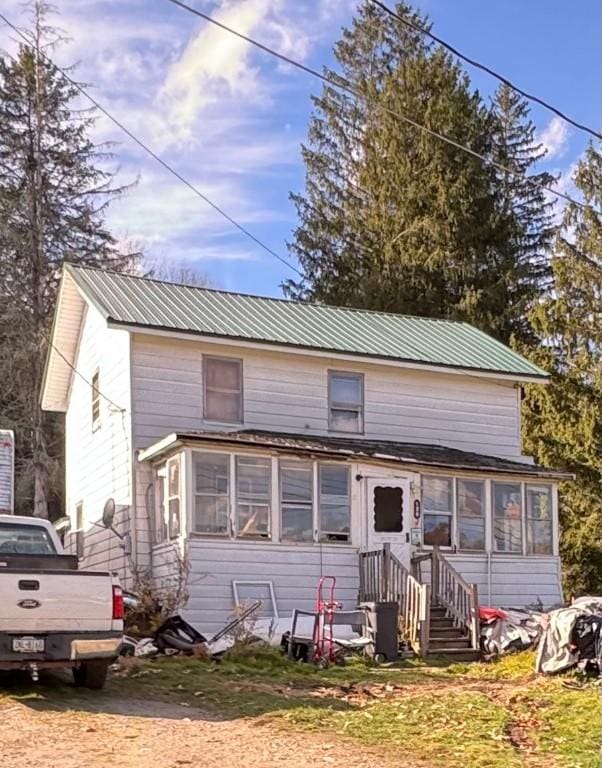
[204,357,243,423]
[328,371,364,433]
[91,369,101,431]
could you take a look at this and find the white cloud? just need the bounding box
[159,0,273,146]
[538,117,570,160]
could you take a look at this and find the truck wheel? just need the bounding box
[73,660,109,690]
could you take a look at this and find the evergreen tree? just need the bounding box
[286,2,516,338]
[0,2,137,517]
[489,84,556,345]
[522,145,602,595]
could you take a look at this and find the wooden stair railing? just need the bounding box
[358,544,430,655]
[428,546,480,651]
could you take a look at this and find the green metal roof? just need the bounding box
[65,264,548,380]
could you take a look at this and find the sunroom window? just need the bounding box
[423,476,452,547]
[319,465,350,542]
[280,461,313,542]
[457,479,485,551]
[493,483,522,553]
[193,453,230,535]
[526,485,553,554]
[167,456,181,539]
[236,456,271,538]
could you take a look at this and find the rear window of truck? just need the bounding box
[0,523,57,555]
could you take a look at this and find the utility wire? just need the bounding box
[166,0,588,212]
[369,0,602,143]
[0,11,302,277]
[48,337,126,412]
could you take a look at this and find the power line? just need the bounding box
[166,0,588,212]
[48,338,126,412]
[369,0,602,143]
[0,11,302,278]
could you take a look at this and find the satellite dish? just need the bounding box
[102,498,116,529]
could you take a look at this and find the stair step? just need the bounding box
[429,637,471,650]
[428,627,468,638]
[427,648,481,663]
[429,617,456,628]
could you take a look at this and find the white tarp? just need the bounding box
[0,430,14,514]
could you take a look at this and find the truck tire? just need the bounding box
[73,660,109,690]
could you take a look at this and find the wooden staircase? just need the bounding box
[427,604,480,662]
[359,545,481,663]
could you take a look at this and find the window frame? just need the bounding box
[235,455,272,540]
[166,455,182,540]
[191,450,231,537]
[328,370,364,434]
[75,501,84,559]
[525,483,554,556]
[279,458,315,543]
[91,369,101,432]
[491,481,524,555]
[203,356,244,425]
[318,463,351,543]
[455,478,486,552]
[422,474,454,549]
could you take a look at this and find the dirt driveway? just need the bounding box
[0,674,407,768]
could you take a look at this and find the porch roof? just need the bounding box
[138,429,572,480]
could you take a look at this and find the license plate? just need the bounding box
[12,636,45,653]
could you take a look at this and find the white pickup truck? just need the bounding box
[0,515,123,689]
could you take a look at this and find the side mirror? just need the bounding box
[102,498,116,529]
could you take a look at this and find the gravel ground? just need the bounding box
[0,683,410,768]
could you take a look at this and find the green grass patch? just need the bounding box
[445,650,538,681]
[281,691,521,768]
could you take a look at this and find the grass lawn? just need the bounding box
[108,647,601,768]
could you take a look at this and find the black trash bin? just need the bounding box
[359,601,399,661]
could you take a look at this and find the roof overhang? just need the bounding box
[137,430,573,480]
[40,271,89,412]
[114,322,549,385]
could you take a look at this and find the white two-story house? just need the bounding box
[42,264,568,643]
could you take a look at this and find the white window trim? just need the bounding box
[455,477,487,553]
[202,355,244,425]
[318,462,352,543]
[234,454,272,540]
[279,456,315,544]
[328,370,364,434]
[190,450,231,537]
[421,475,454,549]
[525,483,555,557]
[418,473,558,558]
[186,447,354,547]
[91,368,101,432]
[166,455,182,540]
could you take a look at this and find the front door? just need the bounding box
[366,477,412,569]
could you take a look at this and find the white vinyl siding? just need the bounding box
[131,335,524,459]
[63,305,133,584]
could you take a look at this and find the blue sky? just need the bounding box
[2,0,601,297]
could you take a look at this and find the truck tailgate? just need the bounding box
[0,570,115,632]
